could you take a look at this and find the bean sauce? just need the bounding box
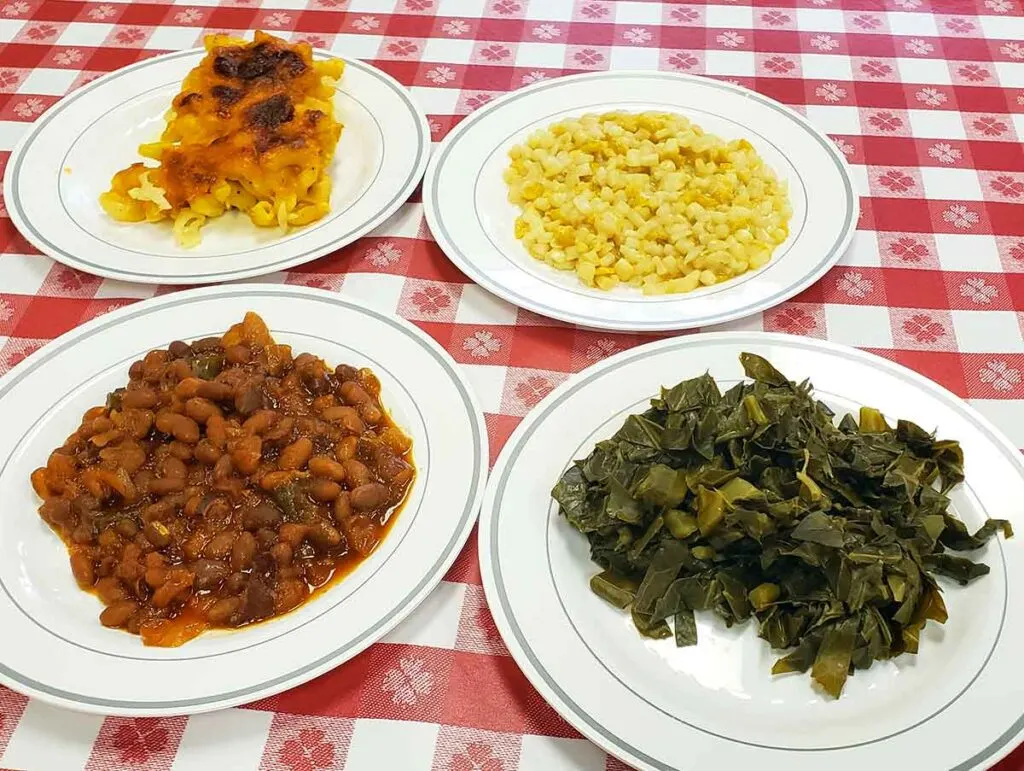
[31,312,414,647]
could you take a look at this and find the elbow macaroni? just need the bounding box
[503,111,792,295]
[99,32,344,247]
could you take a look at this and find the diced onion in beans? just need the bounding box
[503,111,792,295]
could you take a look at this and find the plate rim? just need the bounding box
[478,330,1024,771]
[422,70,859,332]
[2,47,430,286]
[0,284,489,716]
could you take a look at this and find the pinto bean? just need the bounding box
[351,483,389,511]
[343,459,372,488]
[185,397,221,424]
[278,437,313,470]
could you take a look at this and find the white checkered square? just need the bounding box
[421,36,475,63]
[803,105,861,135]
[823,305,895,348]
[608,44,660,71]
[0,120,29,152]
[459,363,506,414]
[346,720,439,771]
[704,50,755,76]
[907,109,967,139]
[382,581,466,649]
[953,311,1024,354]
[330,34,386,60]
[94,279,159,300]
[920,167,984,201]
[840,230,882,268]
[455,284,520,325]
[897,57,953,85]
[794,8,846,33]
[994,62,1024,89]
[0,255,50,295]
[518,735,607,771]
[886,12,939,37]
[934,234,1003,273]
[523,0,574,21]
[336,273,405,315]
[56,23,114,47]
[515,41,569,68]
[171,710,274,771]
[979,14,1024,41]
[409,85,460,116]
[613,1,662,24]
[704,4,753,28]
[0,19,26,43]
[2,701,103,771]
[437,0,487,16]
[800,53,854,81]
[146,25,206,51]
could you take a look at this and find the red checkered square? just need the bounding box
[432,725,521,771]
[378,36,423,61]
[84,717,188,771]
[0,294,30,335]
[878,232,940,269]
[443,521,483,584]
[868,165,923,198]
[455,583,509,656]
[564,45,609,70]
[890,307,957,351]
[500,366,569,417]
[0,336,45,376]
[938,15,980,37]
[763,302,828,338]
[660,48,703,74]
[964,112,1017,142]
[105,25,155,48]
[844,11,889,34]
[358,644,455,723]
[824,267,887,305]
[40,263,103,298]
[470,41,516,66]
[402,0,439,15]
[861,108,912,137]
[398,279,464,322]
[997,236,1024,273]
[258,11,299,32]
[964,353,1024,399]
[664,5,702,26]
[485,0,525,19]
[14,20,64,44]
[259,714,354,771]
[573,0,611,23]
[907,83,955,110]
[950,61,998,87]
[0,94,56,120]
[853,57,898,82]
[0,687,29,758]
[0,67,31,92]
[946,272,1012,310]
[979,171,1024,203]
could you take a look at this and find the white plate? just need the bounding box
[423,72,857,332]
[3,49,429,285]
[0,284,487,715]
[480,333,1024,771]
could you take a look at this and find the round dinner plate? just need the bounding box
[423,71,857,332]
[0,285,487,715]
[3,48,429,285]
[480,332,1024,771]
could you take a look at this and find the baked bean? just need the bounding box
[191,559,229,590]
[224,572,248,595]
[270,542,293,567]
[308,521,343,549]
[100,600,138,628]
[145,566,168,588]
[321,406,365,435]
[152,568,193,608]
[278,523,309,549]
[182,531,210,561]
[335,364,358,382]
[121,409,155,440]
[343,459,373,488]
[309,479,341,502]
[174,377,202,399]
[144,520,173,549]
[70,551,94,587]
[204,530,236,559]
[256,528,278,550]
[206,414,228,448]
[212,454,233,481]
[232,435,262,475]
[333,492,353,523]
[275,579,308,613]
[335,436,358,462]
[340,381,372,406]
[278,437,313,470]
[358,402,383,425]
[122,388,158,409]
[243,410,277,435]
[313,395,336,413]
[197,380,234,402]
[185,397,221,424]
[351,483,389,511]
[149,477,185,495]
[207,596,241,625]
[191,336,222,352]
[169,441,193,461]
[95,576,127,604]
[155,412,200,444]
[242,502,282,531]
[115,519,139,539]
[168,340,192,359]
[309,456,346,482]
[167,358,193,382]
[230,531,257,571]
[194,440,221,465]
[263,416,295,444]
[161,456,187,479]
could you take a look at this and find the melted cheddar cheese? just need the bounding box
[100,32,344,246]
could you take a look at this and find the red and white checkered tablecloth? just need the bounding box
[1,0,1024,768]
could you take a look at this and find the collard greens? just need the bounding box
[553,353,1013,699]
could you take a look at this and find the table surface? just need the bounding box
[1,0,1023,769]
